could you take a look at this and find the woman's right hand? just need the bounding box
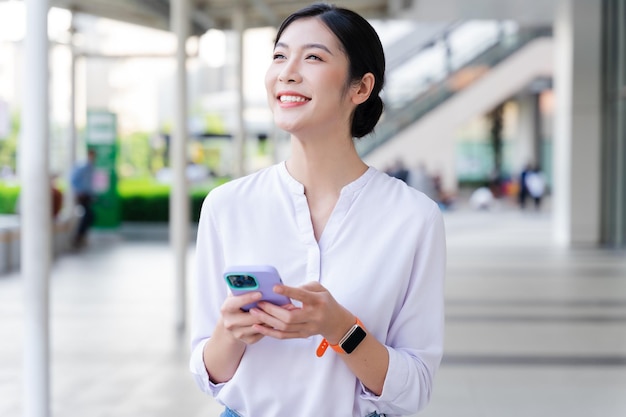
[219,291,266,345]
[203,291,266,384]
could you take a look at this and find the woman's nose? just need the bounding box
[278,59,302,83]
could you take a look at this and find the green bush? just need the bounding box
[0,182,19,214]
[118,178,169,222]
[0,177,229,222]
[118,177,229,222]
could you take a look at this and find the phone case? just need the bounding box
[223,265,291,311]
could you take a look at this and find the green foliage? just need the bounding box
[117,177,229,222]
[118,132,155,178]
[0,182,19,214]
[117,177,171,197]
[118,178,170,222]
[0,119,232,221]
[0,177,230,222]
[0,112,20,172]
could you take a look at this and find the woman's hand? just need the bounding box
[219,291,267,345]
[248,281,355,344]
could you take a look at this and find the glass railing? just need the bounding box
[357,22,552,157]
[383,21,463,73]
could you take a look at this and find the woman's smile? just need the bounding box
[277,91,311,107]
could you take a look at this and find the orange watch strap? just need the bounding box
[316,317,364,357]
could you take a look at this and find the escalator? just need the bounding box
[359,21,553,167]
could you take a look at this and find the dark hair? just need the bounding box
[274,3,385,138]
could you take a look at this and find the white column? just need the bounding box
[233,7,246,177]
[515,94,538,173]
[552,0,602,246]
[20,0,51,416]
[170,0,189,332]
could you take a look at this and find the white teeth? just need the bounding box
[279,95,308,103]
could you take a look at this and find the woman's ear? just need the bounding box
[351,73,375,105]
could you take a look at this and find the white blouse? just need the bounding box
[190,162,446,417]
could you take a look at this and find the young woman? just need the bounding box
[190,4,446,417]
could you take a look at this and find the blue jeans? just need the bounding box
[221,408,385,417]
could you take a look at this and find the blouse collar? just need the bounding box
[277,161,375,198]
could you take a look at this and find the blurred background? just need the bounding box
[0,0,625,416]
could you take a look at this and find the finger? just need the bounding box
[223,292,263,312]
[249,305,293,330]
[252,323,303,340]
[232,324,265,339]
[222,312,262,332]
[273,284,320,304]
[252,305,316,339]
[224,313,268,342]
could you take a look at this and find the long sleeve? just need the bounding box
[363,205,446,415]
[189,193,228,396]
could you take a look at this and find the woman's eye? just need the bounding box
[273,53,286,60]
[306,55,322,61]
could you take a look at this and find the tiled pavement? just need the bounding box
[1,206,625,417]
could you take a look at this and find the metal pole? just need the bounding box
[65,15,77,215]
[170,0,189,333]
[21,0,51,416]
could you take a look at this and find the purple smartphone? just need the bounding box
[223,265,291,311]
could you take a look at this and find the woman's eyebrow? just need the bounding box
[275,41,334,55]
[304,43,333,55]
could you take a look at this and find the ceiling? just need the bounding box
[47,0,398,36]
[36,0,556,36]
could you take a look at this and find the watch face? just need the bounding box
[342,325,367,354]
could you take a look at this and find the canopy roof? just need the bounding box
[49,0,396,35]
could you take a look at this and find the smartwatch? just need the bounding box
[316,317,366,357]
[331,320,367,354]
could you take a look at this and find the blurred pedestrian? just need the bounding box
[518,163,532,209]
[14,173,64,220]
[469,184,495,210]
[407,162,437,200]
[386,158,409,182]
[524,165,546,210]
[70,149,96,248]
[51,174,63,220]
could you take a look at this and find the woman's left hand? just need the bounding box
[249,281,355,344]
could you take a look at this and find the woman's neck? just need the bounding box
[285,133,368,196]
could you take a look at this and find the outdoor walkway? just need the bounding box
[1,204,625,417]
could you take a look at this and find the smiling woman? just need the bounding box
[265,6,385,140]
[190,3,446,417]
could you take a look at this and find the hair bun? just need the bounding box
[352,95,384,138]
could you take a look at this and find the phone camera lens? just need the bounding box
[234,275,245,287]
[231,274,256,288]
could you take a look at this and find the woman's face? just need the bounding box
[264,17,357,137]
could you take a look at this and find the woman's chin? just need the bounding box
[273,119,301,135]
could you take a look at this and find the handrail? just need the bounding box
[384,20,465,73]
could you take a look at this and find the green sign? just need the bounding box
[86,110,120,229]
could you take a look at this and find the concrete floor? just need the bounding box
[1,205,625,417]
